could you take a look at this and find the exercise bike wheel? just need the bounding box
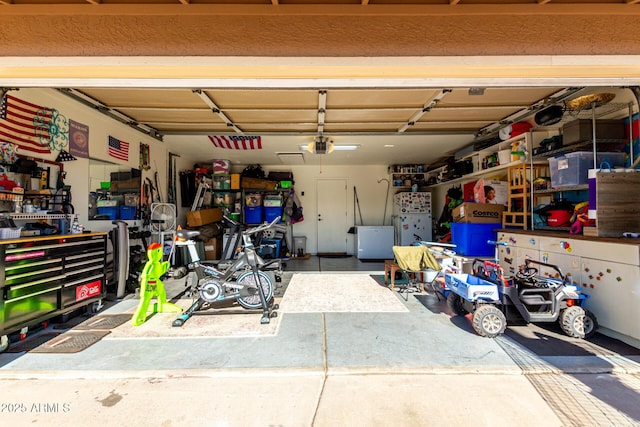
[236,270,274,309]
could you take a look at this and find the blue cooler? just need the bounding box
[451,222,501,257]
[244,206,263,224]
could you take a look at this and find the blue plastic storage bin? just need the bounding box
[97,206,118,220]
[450,222,501,257]
[264,206,283,223]
[119,205,136,220]
[259,238,282,258]
[244,206,263,224]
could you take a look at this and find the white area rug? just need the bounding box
[279,273,409,313]
[106,298,280,339]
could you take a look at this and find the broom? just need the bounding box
[348,186,364,233]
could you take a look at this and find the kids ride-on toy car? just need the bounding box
[445,258,598,339]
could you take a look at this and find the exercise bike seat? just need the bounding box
[177,229,200,240]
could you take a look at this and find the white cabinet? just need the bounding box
[497,232,540,276]
[580,257,640,341]
[538,236,583,285]
[499,231,640,348]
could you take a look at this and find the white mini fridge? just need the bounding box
[355,226,395,259]
[393,192,432,246]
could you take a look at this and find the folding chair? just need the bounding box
[392,245,443,301]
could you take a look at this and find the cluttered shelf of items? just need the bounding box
[179,162,303,265]
[427,91,640,259]
[1,154,83,238]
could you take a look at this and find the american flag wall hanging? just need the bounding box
[0,94,52,155]
[108,135,130,161]
[208,135,262,150]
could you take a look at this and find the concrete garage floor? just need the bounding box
[0,256,639,426]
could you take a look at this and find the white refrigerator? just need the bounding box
[393,192,432,246]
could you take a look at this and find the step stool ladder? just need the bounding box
[502,163,549,230]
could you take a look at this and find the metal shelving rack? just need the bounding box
[529,99,636,231]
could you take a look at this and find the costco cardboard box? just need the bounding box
[186,208,223,227]
[453,202,504,224]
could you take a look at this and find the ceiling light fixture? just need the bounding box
[299,136,360,154]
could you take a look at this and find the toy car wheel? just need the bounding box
[472,305,506,338]
[560,306,598,339]
[446,293,468,316]
[0,335,9,353]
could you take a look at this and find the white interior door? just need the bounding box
[316,178,348,254]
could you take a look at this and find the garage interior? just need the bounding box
[1,3,640,424]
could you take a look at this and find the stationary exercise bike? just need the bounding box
[171,216,282,326]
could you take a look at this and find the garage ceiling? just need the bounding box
[53,84,634,167]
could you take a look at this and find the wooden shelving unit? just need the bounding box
[502,163,550,230]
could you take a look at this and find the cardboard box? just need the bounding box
[110,177,141,192]
[230,173,240,190]
[473,180,508,205]
[562,119,625,145]
[241,176,279,190]
[204,237,222,260]
[453,202,504,223]
[186,208,223,227]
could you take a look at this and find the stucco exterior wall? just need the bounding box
[0,13,639,57]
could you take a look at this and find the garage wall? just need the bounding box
[9,88,168,233]
[255,164,393,255]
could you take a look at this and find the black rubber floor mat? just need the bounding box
[72,314,132,330]
[5,332,62,353]
[52,314,94,330]
[28,331,110,353]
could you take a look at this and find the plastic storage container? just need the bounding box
[119,205,136,220]
[245,193,262,207]
[213,159,231,174]
[497,149,511,165]
[213,192,235,206]
[450,222,501,256]
[263,194,283,207]
[213,175,231,189]
[0,227,22,239]
[97,206,118,220]
[258,238,281,259]
[244,206,263,224]
[548,151,626,188]
[293,236,306,256]
[264,206,283,223]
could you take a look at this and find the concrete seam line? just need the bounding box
[311,312,328,426]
